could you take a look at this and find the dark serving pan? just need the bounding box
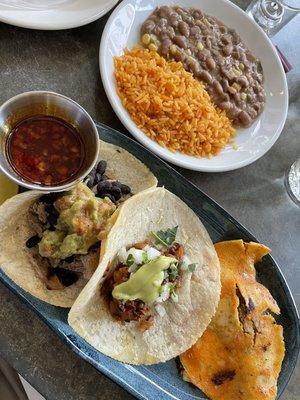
[0,122,299,400]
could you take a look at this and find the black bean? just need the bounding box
[26,235,41,248]
[45,204,58,216]
[88,241,101,251]
[97,180,112,194]
[65,255,75,263]
[53,267,78,287]
[47,214,58,226]
[39,193,61,204]
[109,186,122,201]
[85,175,94,188]
[97,193,116,203]
[120,183,131,195]
[93,173,103,185]
[45,204,59,226]
[96,160,107,175]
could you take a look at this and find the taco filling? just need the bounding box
[101,226,196,332]
[24,159,134,291]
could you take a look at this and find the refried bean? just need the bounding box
[141,6,265,128]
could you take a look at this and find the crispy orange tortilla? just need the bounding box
[180,240,285,400]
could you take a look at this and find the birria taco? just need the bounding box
[68,187,221,364]
[0,140,157,307]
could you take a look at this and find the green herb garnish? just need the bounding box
[188,263,196,272]
[168,263,178,281]
[126,254,135,267]
[152,226,178,247]
[142,251,149,265]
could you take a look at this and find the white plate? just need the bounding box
[100,0,288,172]
[0,0,119,30]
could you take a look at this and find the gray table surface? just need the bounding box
[0,1,299,399]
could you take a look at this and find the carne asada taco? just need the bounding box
[0,140,157,307]
[68,187,221,364]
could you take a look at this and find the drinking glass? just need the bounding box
[247,1,300,205]
[285,159,300,205]
[246,0,300,36]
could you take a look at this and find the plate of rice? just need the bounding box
[99,0,288,172]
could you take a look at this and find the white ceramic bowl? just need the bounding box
[100,0,288,172]
[0,0,119,30]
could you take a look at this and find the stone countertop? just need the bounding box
[0,1,299,399]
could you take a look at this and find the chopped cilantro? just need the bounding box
[168,263,178,281]
[142,251,149,265]
[152,226,178,247]
[169,283,176,295]
[126,254,135,267]
[188,263,196,272]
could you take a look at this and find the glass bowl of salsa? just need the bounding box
[0,91,99,191]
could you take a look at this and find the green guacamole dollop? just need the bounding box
[112,255,176,304]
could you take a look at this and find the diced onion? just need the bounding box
[156,283,171,303]
[128,263,138,273]
[146,246,161,261]
[182,255,191,265]
[127,248,145,265]
[181,255,191,271]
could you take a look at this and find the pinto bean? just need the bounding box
[223,44,233,56]
[141,6,265,127]
[219,101,232,112]
[198,70,213,83]
[238,110,252,127]
[213,80,224,95]
[206,57,216,70]
[173,35,188,48]
[178,21,190,36]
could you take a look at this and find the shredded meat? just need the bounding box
[165,242,184,259]
[101,263,154,332]
[101,240,184,331]
[131,240,150,250]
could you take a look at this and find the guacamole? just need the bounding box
[112,256,176,304]
[39,183,116,259]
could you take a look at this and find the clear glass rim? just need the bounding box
[280,0,300,12]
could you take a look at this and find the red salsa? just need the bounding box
[7,115,85,186]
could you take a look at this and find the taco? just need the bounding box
[179,240,285,400]
[68,187,220,364]
[0,140,157,307]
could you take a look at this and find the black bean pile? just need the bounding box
[50,267,78,287]
[141,6,266,128]
[85,160,131,204]
[25,161,132,251]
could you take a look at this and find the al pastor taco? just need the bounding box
[68,187,220,364]
[0,140,157,307]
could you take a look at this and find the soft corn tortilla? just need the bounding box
[0,140,157,307]
[68,187,221,364]
[180,240,285,400]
